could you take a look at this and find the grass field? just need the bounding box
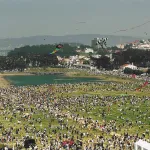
[0,68,149,149]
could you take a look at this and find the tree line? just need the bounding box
[91,49,150,73]
[0,44,78,71]
[0,43,150,72]
[0,54,58,71]
[8,43,78,57]
[113,49,150,67]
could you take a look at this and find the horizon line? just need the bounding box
[0,34,144,40]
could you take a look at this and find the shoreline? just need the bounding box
[0,75,10,88]
[0,70,137,88]
[0,72,66,88]
[0,72,33,88]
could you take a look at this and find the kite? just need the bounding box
[49,44,63,55]
[113,20,150,34]
[96,38,108,49]
[144,32,147,35]
[78,21,86,24]
[94,20,150,49]
[136,80,149,91]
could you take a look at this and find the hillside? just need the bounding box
[0,34,143,50]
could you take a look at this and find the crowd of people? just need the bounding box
[0,69,149,150]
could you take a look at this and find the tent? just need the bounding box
[121,64,137,70]
[134,140,150,150]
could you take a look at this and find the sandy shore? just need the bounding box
[0,72,32,88]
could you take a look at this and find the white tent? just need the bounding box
[134,140,150,150]
[123,64,137,70]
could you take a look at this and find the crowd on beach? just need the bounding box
[0,71,149,150]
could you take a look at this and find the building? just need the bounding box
[129,40,150,50]
[76,49,82,53]
[84,48,94,53]
[137,44,150,50]
[91,38,99,50]
[91,54,101,58]
[121,64,137,70]
[105,54,112,60]
[116,44,125,49]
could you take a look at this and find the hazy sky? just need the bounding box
[0,0,150,38]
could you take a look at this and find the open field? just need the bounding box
[0,68,149,149]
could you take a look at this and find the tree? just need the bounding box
[3,43,79,71]
[112,49,150,67]
[0,54,58,71]
[80,44,92,50]
[90,56,110,69]
[8,44,77,57]
[147,68,150,74]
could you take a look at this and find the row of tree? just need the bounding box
[0,54,58,71]
[124,68,144,75]
[0,44,79,71]
[8,44,78,57]
[0,43,150,72]
[113,49,150,67]
[91,49,150,72]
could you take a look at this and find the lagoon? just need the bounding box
[5,74,108,86]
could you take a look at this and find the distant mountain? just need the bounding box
[0,34,143,50]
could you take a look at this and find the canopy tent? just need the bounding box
[134,140,150,150]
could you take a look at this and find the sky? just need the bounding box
[0,0,150,38]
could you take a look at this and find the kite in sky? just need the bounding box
[144,32,147,35]
[49,44,63,55]
[136,80,149,91]
[113,20,150,34]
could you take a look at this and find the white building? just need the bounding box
[69,55,79,65]
[138,44,150,50]
[134,140,150,150]
[91,54,101,58]
[116,44,125,49]
[131,40,150,50]
[84,48,94,53]
[105,54,112,60]
[57,56,63,61]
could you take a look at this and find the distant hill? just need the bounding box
[0,34,143,50]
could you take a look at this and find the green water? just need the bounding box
[5,74,108,86]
